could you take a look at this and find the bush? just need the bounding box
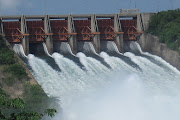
[0,49,16,65]
[3,76,16,86]
[0,36,58,119]
[3,64,28,80]
[147,9,180,52]
[0,36,6,47]
[0,88,57,120]
[23,84,50,112]
[0,36,16,65]
[0,87,7,96]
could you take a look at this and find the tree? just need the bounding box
[147,9,180,52]
[0,88,57,120]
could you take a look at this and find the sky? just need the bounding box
[0,0,179,15]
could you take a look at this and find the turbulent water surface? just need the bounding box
[13,42,180,120]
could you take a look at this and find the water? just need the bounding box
[13,42,180,120]
[54,42,75,56]
[101,41,122,55]
[101,41,141,69]
[13,44,27,58]
[78,42,98,55]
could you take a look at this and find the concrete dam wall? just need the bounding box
[0,13,144,55]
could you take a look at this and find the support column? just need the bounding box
[44,15,53,54]
[68,15,77,54]
[21,15,29,55]
[91,14,100,53]
[137,13,144,31]
[0,18,3,35]
[114,14,124,53]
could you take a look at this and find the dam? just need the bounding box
[0,13,145,55]
[1,13,180,120]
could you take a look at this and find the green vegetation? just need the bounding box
[147,9,180,52]
[4,64,28,80]
[0,36,16,65]
[0,36,28,85]
[0,36,58,119]
[23,84,53,112]
[0,88,57,120]
[3,76,16,86]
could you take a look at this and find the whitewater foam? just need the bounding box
[42,42,51,56]
[13,43,180,120]
[100,52,135,72]
[107,41,122,55]
[13,44,27,57]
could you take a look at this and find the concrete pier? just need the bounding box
[68,15,77,54]
[44,15,53,54]
[0,18,3,35]
[137,13,144,31]
[114,14,124,53]
[21,15,29,55]
[91,14,100,53]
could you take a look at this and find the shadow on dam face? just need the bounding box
[28,41,144,71]
[29,43,61,72]
[100,41,141,70]
[29,42,85,70]
[77,41,111,69]
[53,42,84,69]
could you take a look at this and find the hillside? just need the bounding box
[147,9,180,53]
[0,35,57,113]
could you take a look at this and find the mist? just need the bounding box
[12,43,180,120]
[51,71,180,120]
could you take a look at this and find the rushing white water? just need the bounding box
[76,52,109,75]
[14,43,180,120]
[106,41,122,54]
[28,51,114,107]
[129,41,143,53]
[100,52,135,72]
[143,52,180,75]
[59,42,75,56]
[59,73,180,120]
[42,42,51,56]
[13,44,27,58]
[82,42,99,55]
[129,42,180,75]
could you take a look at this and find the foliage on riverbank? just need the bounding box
[147,9,180,53]
[0,36,57,119]
[0,88,57,120]
[0,35,28,86]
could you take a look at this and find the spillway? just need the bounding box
[13,42,180,120]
